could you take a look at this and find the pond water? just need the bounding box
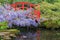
[14,30,60,40]
[0,29,60,40]
[40,30,60,40]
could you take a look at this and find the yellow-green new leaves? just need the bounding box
[40,2,60,28]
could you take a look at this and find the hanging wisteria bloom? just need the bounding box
[0,3,40,28]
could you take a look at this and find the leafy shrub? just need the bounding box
[40,2,60,29]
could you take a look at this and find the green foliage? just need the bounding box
[0,21,8,30]
[44,0,58,3]
[40,2,60,29]
[0,0,60,4]
[0,0,13,4]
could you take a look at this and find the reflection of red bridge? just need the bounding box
[11,2,40,21]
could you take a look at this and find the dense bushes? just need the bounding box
[40,2,60,29]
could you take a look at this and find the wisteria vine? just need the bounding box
[0,3,40,28]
